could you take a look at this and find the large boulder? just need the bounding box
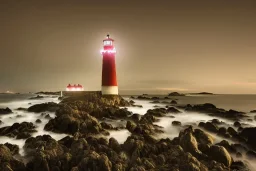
[28,102,59,113]
[240,127,256,150]
[208,145,232,167]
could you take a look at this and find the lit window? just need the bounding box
[104,41,112,46]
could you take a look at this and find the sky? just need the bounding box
[0,0,256,94]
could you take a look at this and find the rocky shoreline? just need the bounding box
[0,92,256,170]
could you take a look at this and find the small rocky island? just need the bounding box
[0,92,255,171]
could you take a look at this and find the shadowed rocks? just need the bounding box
[0,107,12,115]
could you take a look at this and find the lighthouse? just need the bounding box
[101,34,118,95]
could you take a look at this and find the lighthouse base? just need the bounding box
[101,86,118,95]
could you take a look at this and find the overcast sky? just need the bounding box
[0,0,256,94]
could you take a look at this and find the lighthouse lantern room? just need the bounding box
[101,35,118,95]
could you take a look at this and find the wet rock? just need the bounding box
[167,107,181,113]
[147,108,167,117]
[126,121,137,132]
[0,144,26,171]
[0,107,12,115]
[109,137,121,153]
[216,140,237,154]
[28,102,59,113]
[194,129,214,145]
[250,110,256,113]
[16,114,23,118]
[4,143,19,155]
[204,122,218,133]
[0,122,36,139]
[227,127,237,136]
[45,107,103,135]
[179,127,201,157]
[208,145,232,167]
[236,152,242,158]
[234,121,241,127]
[170,100,177,104]
[24,135,65,158]
[0,120,2,124]
[172,121,181,126]
[231,161,251,171]
[130,114,141,122]
[45,114,52,119]
[211,119,222,125]
[77,151,112,171]
[246,150,256,159]
[101,122,113,130]
[36,119,42,123]
[218,127,227,136]
[16,107,27,111]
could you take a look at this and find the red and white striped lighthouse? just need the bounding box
[100,34,118,95]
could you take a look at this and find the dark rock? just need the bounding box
[234,121,241,127]
[29,95,44,99]
[130,114,141,122]
[28,102,59,113]
[236,152,242,158]
[16,107,27,111]
[246,150,256,159]
[208,145,232,167]
[44,114,52,119]
[170,100,177,104]
[204,122,218,133]
[0,107,12,115]
[218,127,227,135]
[168,92,185,96]
[36,119,42,123]
[16,114,23,118]
[126,121,137,132]
[211,119,221,125]
[194,129,214,145]
[101,122,113,130]
[0,122,36,139]
[231,161,251,171]
[0,120,2,125]
[250,110,256,113]
[0,144,26,171]
[216,140,237,154]
[167,107,181,113]
[77,151,112,171]
[109,137,121,153]
[147,108,167,117]
[151,100,160,104]
[4,143,19,155]
[172,121,181,126]
[227,127,237,136]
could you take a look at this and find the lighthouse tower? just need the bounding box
[101,34,118,95]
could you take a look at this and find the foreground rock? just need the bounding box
[0,144,26,171]
[45,92,131,135]
[28,102,59,113]
[0,122,37,139]
[0,107,12,114]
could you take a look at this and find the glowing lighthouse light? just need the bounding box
[66,84,84,91]
[101,34,118,95]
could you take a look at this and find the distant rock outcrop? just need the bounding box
[168,92,185,96]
